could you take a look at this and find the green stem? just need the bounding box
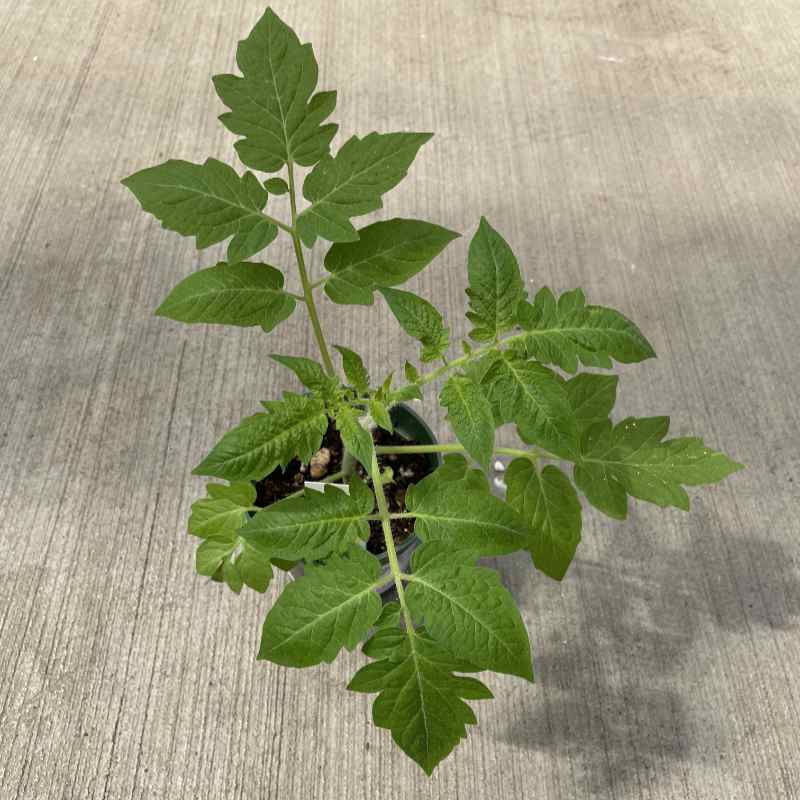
[369,450,415,632]
[377,443,465,455]
[286,159,336,377]
[390,329,537,400]
[264,213,294,236]
[374,443,542,461]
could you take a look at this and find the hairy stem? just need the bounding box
[369,451,415,631]
[286,159,336,376]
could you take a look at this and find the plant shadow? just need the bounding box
[490,519,800,797]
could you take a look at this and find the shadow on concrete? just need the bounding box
[494,527,800,796]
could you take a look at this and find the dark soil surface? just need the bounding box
[253,420,435,554]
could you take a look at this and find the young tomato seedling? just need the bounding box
[122,7,743,774]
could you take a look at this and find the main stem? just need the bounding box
[369,451,415,631]
[287,159,336,377]
[282,165,411,625]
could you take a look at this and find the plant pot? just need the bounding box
[255,403,441,595]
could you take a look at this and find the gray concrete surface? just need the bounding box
[1,1,798,798]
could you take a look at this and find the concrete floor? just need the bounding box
[1,1,799,798]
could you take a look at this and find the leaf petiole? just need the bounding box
[374,443,543,461]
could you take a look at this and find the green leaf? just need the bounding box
[241,477,374,561]
[374,601,401,630]
[193,392,328,480]
[188,482,257,538]
[335,406,375,470]
[222,556,244,593]
[323,218,460,305]
[258,545,383,667]
[463,349,504,386]
[121,158,274,250]
[155,262,295,333]
[439,375,495,469]
[369,398,393,433]
[515,287,656,373]
[406,469,529,556]
[388,384,424,404]
[574,416,744,518]
[418,453,491,493]
[235,541,274,592]
[379,287,449,363]
[406,544,533,680]
[196,536,235,577]
[264,177,289,195]
[505,460,582,581]
[564,373,618,425]
[213,7,337,172]
[227,219,279,263]
[466,217,527,342]
[482,355,578,458]
[348,628,492,774]
[270,354,337,396]
[404,361,419,383]
[333,345,370,393]
[362,626,406,659]
[195,534,273,594]
[296,132,433,246]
